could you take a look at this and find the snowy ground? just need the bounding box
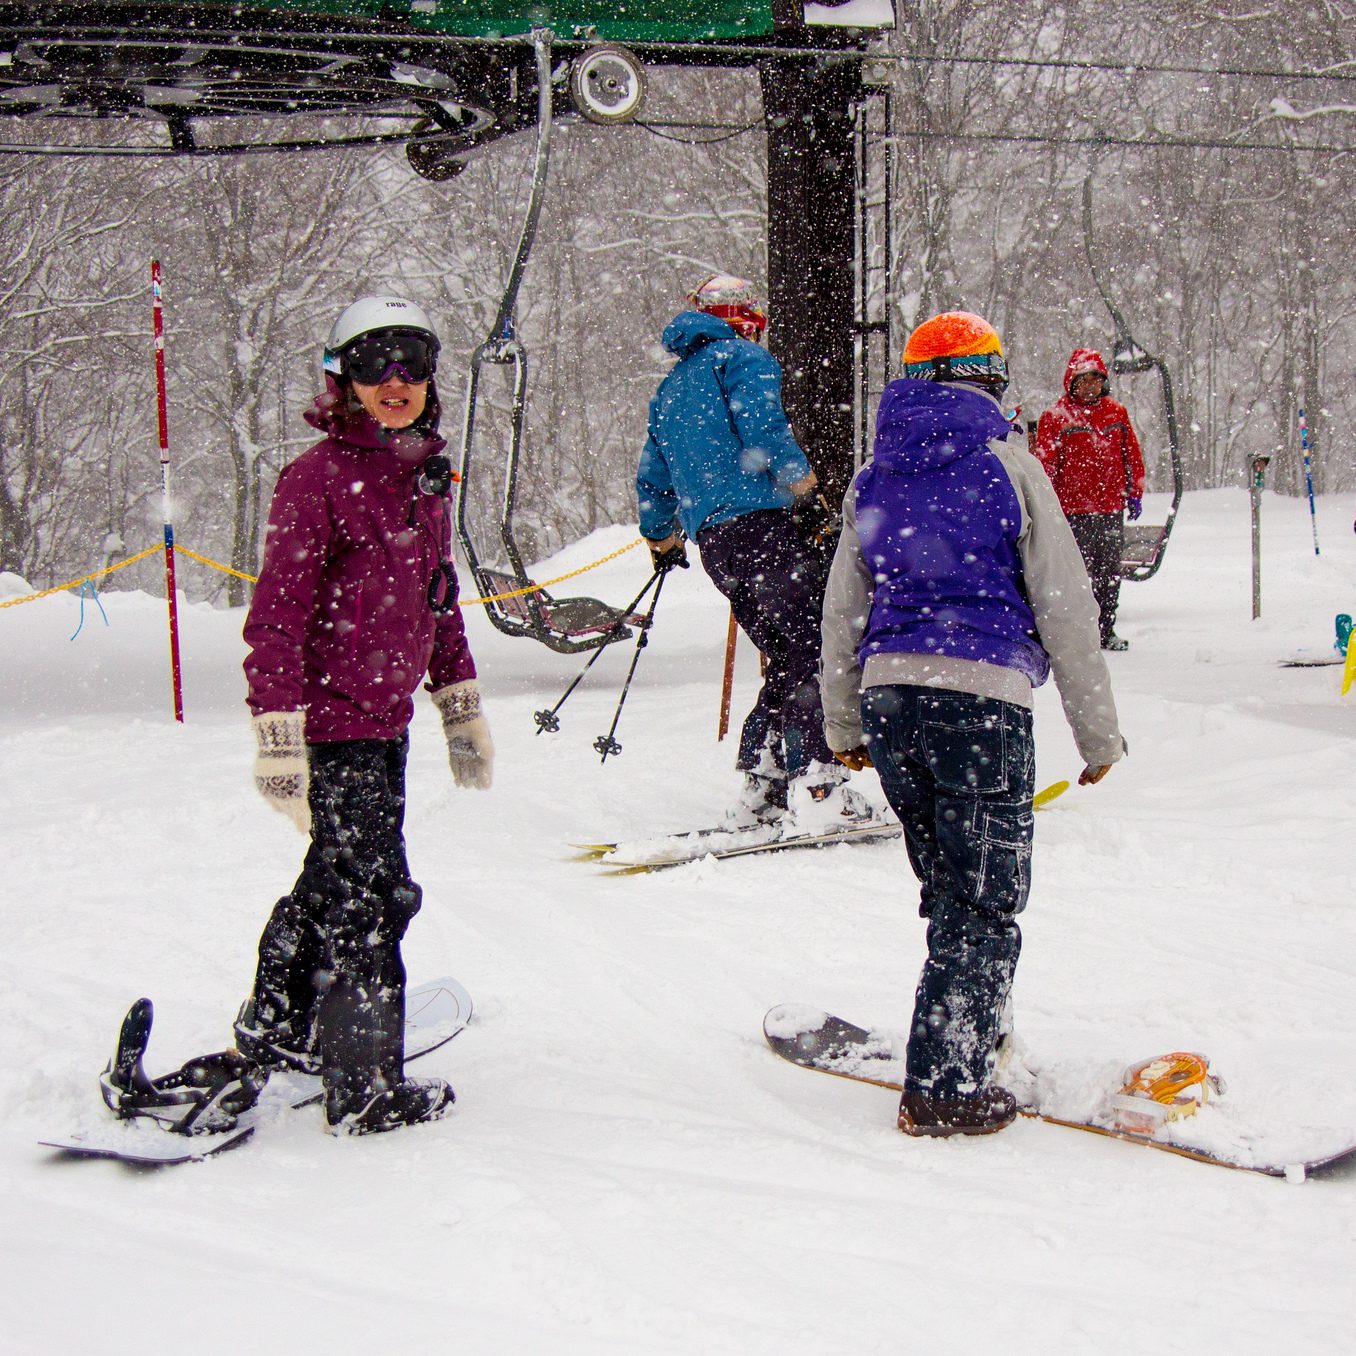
[3,487,1354,1354]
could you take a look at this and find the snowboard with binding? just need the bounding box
[763,1004,1356,1181]
[579,780,1070,874]
[41,976,473,1165]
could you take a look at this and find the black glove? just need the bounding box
[790,493,839,552]
[650,541,690,574]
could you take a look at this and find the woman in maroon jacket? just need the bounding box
[101,297,491,1139]
[1035,349,1147,651]
[230,294,494,1135]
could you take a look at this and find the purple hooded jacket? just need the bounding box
[243,377,476,742]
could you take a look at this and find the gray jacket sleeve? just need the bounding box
[819,486,874,752]
[992,441,1126,767]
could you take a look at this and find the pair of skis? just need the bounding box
[577,779,1070,874]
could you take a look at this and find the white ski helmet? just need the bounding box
[323,295,439,377]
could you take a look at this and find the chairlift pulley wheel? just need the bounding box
[569,44,646,124]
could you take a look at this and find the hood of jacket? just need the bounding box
[871,378,1013,475]
[661,309,741,360]
[303,372,446,466]
[1063,348,1109,397]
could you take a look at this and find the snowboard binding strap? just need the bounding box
[1111,1052,1225,1136]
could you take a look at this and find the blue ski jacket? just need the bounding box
[636,310,812,543]
[852,378,1051,685]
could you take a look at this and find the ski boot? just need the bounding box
[784,761,878,834]
[721,771,788,830]
[99,998,267,1136]
[1110,1051,1225,1136]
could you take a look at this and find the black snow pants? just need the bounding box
[1068,511,1124,643]
[249,737,422,1089]
[862,686,1034,1098]
[696,508,834,780]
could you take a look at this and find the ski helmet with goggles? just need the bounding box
[323,296,440,385]
[688,273,768,341]
[903,311,1008,396]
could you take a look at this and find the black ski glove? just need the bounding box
[791,492,839,553]
[648,539,690,574]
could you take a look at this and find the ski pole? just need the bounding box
[151,260,185,723]
[1299,408,1320,556]
[594,570,668,763]
[533,569,663,735]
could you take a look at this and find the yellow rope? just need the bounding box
[460,538,644,605]
[0,546,164,609]
[174,545,260,583]
[1,537,646,610]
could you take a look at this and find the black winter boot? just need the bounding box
[897,1084,1018,1137]
[317,973,454,1137]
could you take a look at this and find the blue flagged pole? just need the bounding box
[1298,408,1320,556]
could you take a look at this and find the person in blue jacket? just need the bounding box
[637,274,870,829]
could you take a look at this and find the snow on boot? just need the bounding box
[324,1075,455,1137]
[897,1084,1018,1137]
[721,771,788,830]
[233,992,321,1076]
[784,761,877,835]
[99,998,266,1136]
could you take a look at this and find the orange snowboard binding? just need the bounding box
[1111,1052,1226,1136]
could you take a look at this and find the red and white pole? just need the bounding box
[151,260,185,722]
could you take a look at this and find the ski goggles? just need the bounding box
[340,331,439,385]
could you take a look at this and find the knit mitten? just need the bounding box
[252,712,310,833]
[431,680,494,790]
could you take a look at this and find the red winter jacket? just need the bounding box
[243,379,477,742]
[1034,349,1146,515]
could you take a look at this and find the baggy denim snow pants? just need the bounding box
[697,508,833,779]
[862,685,1034,1097]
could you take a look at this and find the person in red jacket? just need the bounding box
[99,296,494,1139]
[1035,349,1146,651]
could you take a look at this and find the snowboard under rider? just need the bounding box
[1034,349,1147,651]
[820,310,1126,1138]
[102,295,494,1138]
[635,273,870,830]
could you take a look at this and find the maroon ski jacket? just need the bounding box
[243,379,476,742]
[1035,349,1146,516]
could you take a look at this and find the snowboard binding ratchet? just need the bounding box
[1111,1051,1225,1136]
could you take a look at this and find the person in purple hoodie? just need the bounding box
[102,296,493,1138]
[820,311,1125,1138]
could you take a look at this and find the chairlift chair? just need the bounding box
[1082,173,1185,584]
[453,27,651,654]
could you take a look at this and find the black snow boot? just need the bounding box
[897,1084,1018,1138]
[325,1076,456,1137]
[233,991,321,1075]
[100,998,267,1136]
[317,973,453,1137]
